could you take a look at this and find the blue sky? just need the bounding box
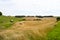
[0,0,60,16]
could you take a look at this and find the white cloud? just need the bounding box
[0,0,60,16]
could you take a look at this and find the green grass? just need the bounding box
[0,16,23,29]
[47,21,60,40]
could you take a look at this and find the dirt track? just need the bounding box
[0,17,57,40]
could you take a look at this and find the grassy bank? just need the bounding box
[0,16,23,29]
[47,21,60,40]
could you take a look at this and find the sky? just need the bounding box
[0,0,60,16]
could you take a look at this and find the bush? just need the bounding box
[57,17,60,21]
[43,16,53,17]
[36,16,43,18]
[0,12,2,16]
[15,16,25,18]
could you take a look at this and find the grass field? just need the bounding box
[47,21,60,40]
[0,16,23,29]
[0,16,60,40]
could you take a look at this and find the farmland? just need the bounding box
[0,16,60,40]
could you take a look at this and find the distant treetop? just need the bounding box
[0,11,2,16]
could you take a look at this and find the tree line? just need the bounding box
[0,11,60,21]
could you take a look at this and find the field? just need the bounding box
[47,21,60,40]
[0,16,60,40]
[0,16,23,30]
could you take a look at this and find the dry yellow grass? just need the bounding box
[0,17,57,40]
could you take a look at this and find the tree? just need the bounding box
[0,12,2,16]
[15,15,25,18]
[36,16,43,18]
[57,17,60,21]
